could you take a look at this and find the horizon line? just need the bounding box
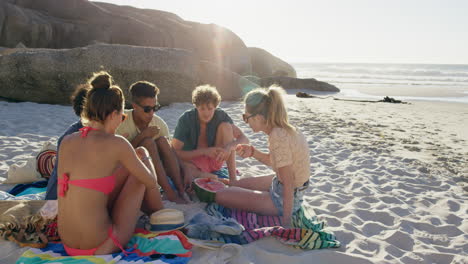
[288,61,468,66]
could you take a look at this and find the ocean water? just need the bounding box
[292,63,468,104]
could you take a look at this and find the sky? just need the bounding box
[95,0,468,64]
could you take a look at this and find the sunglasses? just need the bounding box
[242,113,257,123]
[121,113,128,122]
[137,103,161,113]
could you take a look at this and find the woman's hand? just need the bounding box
[236,144,254,159]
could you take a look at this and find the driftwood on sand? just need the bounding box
[296,92,408,104]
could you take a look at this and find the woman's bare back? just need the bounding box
[57,130,124,249]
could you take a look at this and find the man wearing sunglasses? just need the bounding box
[116,81,187,203]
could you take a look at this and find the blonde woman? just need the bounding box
[216,86,310,226]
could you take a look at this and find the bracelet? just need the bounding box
[141,155,151,162]
[249,145,255,158]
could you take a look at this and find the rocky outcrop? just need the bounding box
[198,61,259,101]
[0,1,337,103]
[0,44,255,105]
[0,0,251,75]
[260,76,340,92]
[248,47,296,78]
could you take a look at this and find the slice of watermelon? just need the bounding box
[192,178,227,203]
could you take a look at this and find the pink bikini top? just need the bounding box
[58,127,116,197]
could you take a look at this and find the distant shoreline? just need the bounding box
[292,62,468,104]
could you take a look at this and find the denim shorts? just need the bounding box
[269,176,309,216]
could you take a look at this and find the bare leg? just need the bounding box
[215,187,279,216]
[155,137,184,195]
[139,137,180,203]
[183,161,217,179]
[107,166,130,212]
[215,122,236,181]
[94,173,146,254]
[135,146,164,213]
[231,174,274,191]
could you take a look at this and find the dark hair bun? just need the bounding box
[90,72,112,90]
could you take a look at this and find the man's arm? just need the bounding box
[171,138,221,162]
[130,126,160,148]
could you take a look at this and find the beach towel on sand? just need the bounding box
[16,229,192,264]
[193,204,340,250]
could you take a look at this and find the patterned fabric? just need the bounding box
[16,229,192,264]
[268,127,311,187]
[44,220,59,241]
[200,204,340,250]
[36,150,57,178]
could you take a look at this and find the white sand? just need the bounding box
[0,95,467,264]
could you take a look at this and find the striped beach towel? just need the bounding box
[203,204,340,249]
[16,229,192,264]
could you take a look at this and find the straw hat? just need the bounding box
[147,209,186,233]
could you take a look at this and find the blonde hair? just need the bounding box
[192,85,221,107]
[244,85,295,132]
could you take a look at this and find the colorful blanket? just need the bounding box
[202,204,340,250]
[16,229,192,264]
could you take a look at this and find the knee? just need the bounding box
[214,187,234,205]
[135,146,149,158]
[155,137,170,149]
[215,189,227,204]
[140,137,157,150]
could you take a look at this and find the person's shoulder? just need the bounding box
[59,130,82,150]
[214,108,232,120]
[107,134,132,149]
[186,108,197,115]
[152,114,167,124]
[64,120,83,133]
[270,127,291,139]
[215,108,228,115]
[121,109,134,124]
[179,108,196,121]
[116,110,134,132]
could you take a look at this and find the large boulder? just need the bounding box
[0,0,251,75]
[198,61,259,100]
[0,44,254,105]
[260,76,340,92]
[248,47,296,78]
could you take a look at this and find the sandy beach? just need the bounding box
[0,94,467,263]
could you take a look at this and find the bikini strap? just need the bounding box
[58,173,70,197]
[79,126,99,138]
[108,226,132,256]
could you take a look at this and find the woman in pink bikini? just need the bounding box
[57,72,163,256]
